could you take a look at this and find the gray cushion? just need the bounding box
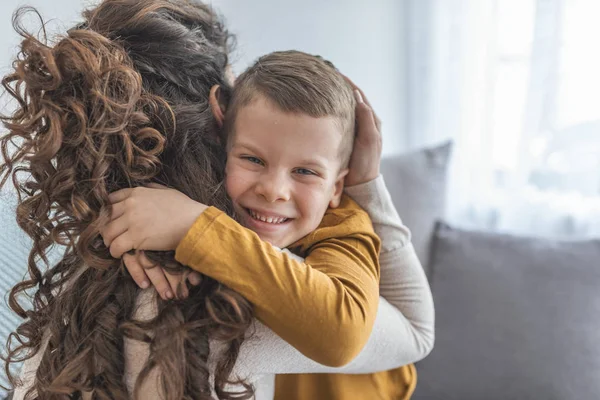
[380,141,451,276]
[413,222,600,400]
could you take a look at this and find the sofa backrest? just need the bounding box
[380,141,452,276]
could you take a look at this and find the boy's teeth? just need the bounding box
[249,209,287,224]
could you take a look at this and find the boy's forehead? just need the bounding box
[234,96,343,139]
[233,93,342,132]
[230,95,345,166]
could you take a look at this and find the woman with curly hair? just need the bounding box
[0,1,434,399]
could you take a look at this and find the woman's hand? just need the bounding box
[101,183,207,258]
[344,76,383,187]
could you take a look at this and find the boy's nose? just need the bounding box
[255,172,291,203]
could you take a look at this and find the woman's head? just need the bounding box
[81,0,236,207]
[1,1,252,399]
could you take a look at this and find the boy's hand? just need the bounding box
[101,184,208,259]
[123,250,202,300]
[343,75,383,187]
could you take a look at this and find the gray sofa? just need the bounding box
[380,142,600,400]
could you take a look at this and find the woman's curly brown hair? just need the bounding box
[0,1,254,398]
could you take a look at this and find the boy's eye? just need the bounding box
[242,155,264,165]
[295,168,317,176]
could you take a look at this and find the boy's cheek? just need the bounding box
[225,169,253,198]
[224,174,241,198]
[298,190,330,223]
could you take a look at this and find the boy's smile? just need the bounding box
[225,94,348,248]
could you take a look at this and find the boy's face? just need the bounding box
[225,94,347,248]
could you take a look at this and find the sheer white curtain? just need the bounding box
[405,0,600,238]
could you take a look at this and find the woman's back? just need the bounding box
[1,1,255,398]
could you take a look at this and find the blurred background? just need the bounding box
[0,0,599,397]
[221,0,600,239]
[2,0,599,237]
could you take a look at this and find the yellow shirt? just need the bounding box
[175,194,381,366]
[175,194,416,399]
[274,365,417,400]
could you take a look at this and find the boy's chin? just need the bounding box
[261,236,292,249]
[259,232,302,249]
[275,231,316,250]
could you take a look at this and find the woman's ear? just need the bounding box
[209,85,226,127]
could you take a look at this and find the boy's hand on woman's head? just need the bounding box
[101,183,208,259]
[123,250,202,300]
[100,183,208,300]
[343,75,383,187]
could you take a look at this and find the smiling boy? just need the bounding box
[222,51,356,249]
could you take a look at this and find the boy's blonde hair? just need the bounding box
[225,50,356,167]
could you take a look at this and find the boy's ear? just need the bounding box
[209,85,227,127]
[329,168,349,208]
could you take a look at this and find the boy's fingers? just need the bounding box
[122,253,150,289]
[140,259,173,300]
[165,271,188,299]
[108,188,134,204]
[188,271,202,286]
[109,232,135,259]
[102,215,129,247]
[135,251,174,300]
[107,201,126,221]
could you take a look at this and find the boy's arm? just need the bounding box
[175,194,380,367]
[345,175,435,360]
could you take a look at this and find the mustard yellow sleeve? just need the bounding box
[175,195,381,367]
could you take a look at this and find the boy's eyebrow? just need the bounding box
[297,158,328,170]
[230,141,261,153]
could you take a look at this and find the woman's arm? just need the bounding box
[345,175,435,363]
